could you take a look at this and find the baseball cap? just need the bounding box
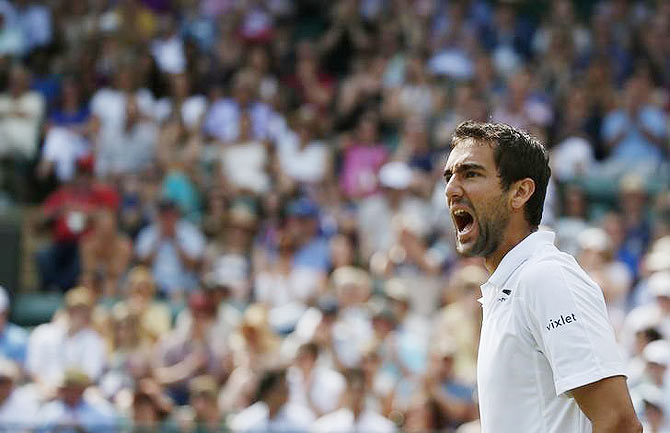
[378,161,412,190]
[61,368,91,388]
[287,198,319,218]
[65,286,94,309]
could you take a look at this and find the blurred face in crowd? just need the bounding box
[330,235,354,269]
[0,376,13,404]
[133,395,160,424]
[192,392,218,421]
[171,74,190,99]
[158,207,179,238]
[68,304,92,332]
[356,116,378,144]
[61,384,85,407]
[444,140,510,258]
[9,66,29,97]
[93,209,117,237]
[61,78,81,110]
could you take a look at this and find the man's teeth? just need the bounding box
[454,210,468,216]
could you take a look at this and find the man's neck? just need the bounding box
[484,226,534,274]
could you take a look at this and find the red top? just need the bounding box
[42,183,120,243]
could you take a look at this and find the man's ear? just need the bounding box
[510,178,535,212]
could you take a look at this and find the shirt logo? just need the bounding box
[497,288,512,302]
[546,313,577,331]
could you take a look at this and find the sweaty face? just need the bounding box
[444,141,511,257]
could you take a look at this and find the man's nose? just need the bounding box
[445,176,463,204]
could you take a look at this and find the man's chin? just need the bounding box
[456,242,478,257]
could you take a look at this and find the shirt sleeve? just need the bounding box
[519,258,627,396]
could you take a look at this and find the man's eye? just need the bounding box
[465,171,478,178]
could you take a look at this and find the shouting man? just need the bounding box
[443,121,640,433]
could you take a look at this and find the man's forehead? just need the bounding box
[445,140,494,170]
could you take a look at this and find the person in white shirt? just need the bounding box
[26,286,106,395]
[0,358,40,429]
[312,368,396,433]
[287,342,345,417]
[443,120,640,433]
[229,368,314,433]
[38,368,117,433]
[135,198,206,297]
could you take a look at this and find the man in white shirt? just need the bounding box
[312,368,396,433]
[26,286,106,394]
[443,120,640,433]
[229,368,314,433]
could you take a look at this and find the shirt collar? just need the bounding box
[478,230,555,302]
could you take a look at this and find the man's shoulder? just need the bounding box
[515,245,594,297]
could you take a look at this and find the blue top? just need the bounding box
[0,322,29,366]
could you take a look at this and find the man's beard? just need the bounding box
[457,196,510,258]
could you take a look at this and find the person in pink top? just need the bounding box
[340,112,388,199]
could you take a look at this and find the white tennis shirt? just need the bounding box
[476,230,627,433]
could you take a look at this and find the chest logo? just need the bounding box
[546,313,577,331]
[497,288,512,302]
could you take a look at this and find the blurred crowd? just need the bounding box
[0,0,669,432]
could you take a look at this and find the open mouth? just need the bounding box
[452,209,475,235]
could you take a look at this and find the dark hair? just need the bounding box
[298,342,320,360]
[255,368,287,402]
[342,368,366,389]
[452,121,551,228]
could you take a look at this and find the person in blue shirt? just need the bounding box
[0,286,28,367]
[286,198,331,272]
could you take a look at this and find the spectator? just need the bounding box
[37,77,92,184]
[287,342,345,417]
[79,209,132,298]
[217,110,271,196]
[135,198,205,298]
[0,358,40,426]
[130,380,173,433]
[339,113,388,199]
[0,286,28,366]
[276,105,332,187]
[98,304,152,403]
[312,368,396,433]
[424,342,478,429]
[96,97,159,180]
[229,368,313,433]
[203,70,282,144]
[358,161,432,261]
[0,64,45,200]
[122,266,171,344]
[26,286,107,394]
[36,158,119,292]
[152,291,226,406]
[189,375,224,433]
[601,74,667,175]
[37,368,118,433]
[432,265,487,383]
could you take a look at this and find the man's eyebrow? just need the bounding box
[443,163,486,179]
